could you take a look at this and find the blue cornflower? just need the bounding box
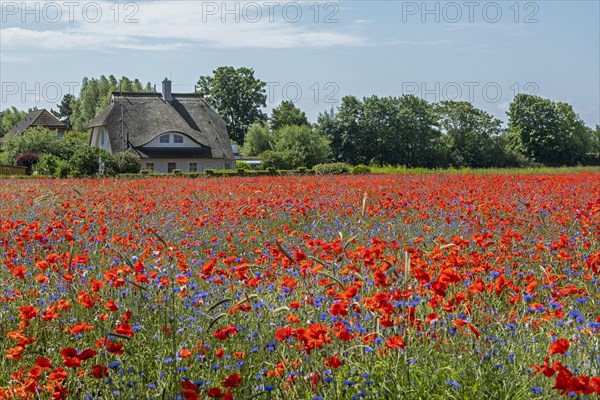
[446,379,461,389]
[108,361,121,369]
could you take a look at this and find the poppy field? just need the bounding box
[1,173,599,399]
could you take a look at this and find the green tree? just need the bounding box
[1,127,62,163]
[52,94,76,129]
[319,95,443,167]
[0,107,27,139]
[270,100,309,131]
[318,96,366,165]
[507,94,588,166]
[71,75,152,131]
[589,125,600,164]
[197,67,267,144]
[242,123,274,157]
[435,101,504,167]
[273,125,330,168]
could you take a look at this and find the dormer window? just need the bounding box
[174,135,184,143]
[159,134,170,143]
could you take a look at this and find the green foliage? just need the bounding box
[51,94,76,129]
[70,75,152,131]
[313,162,351,175]
[351,165,371,174]
[33,154,61,176]
[0,107,27,139]
[274,125,330,168]
[172,169,183,176]
[236,161,251,171]
[319,95,443,168]
[507,94,589,166]
[259,150,287,170]
[587,125,600,165]
[68,146,116,177]
[241,123,274,157]
[270,100,309,131]
[435,101,505,168]
[197,66,267,144]
[1,126,62,162]
[114,152,141,174]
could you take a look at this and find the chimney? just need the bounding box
[162,78,173,102]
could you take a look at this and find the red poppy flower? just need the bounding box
[221,373,242,389]
[548,338,570,355]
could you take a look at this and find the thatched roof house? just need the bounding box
[89,79,234,173]
[3,109,67,141]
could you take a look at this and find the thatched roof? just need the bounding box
[4,109,67,140]
[89,92,233,159]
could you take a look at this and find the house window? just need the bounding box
[224,162,231,170]
[168,162,176,173]
[174,135,184,143]
[159,135,170,143]
[189,163,198,172]
[145,162,154,171]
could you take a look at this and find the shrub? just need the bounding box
[172,169,183,176]
[33,154,61,176]
[15,151,39,175]
[313,162,351,175]
[140,169,151,176]
[351,165,371,174]
[55,159,71,178]
[204,169,217,176]
[114,152,141,174]
[236,161,251,170]
[68,146,116,177]
[266,167,277,175]
[260,150,288,170]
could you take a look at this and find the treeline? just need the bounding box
[243,95,599,169]
[1,69,599,170]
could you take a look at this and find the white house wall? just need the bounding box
[90,127,112,152]
[142,158,234,173]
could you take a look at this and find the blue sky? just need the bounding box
[1,0,598,127]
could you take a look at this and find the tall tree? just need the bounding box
[52,94,76,129]
[0,107,27,139]
[318,96,365,164]
[507,94,588,166]
[435,101,504,167]
[319,95,443,167]
[70,75,152,131]
[270,100,309,131]
[197,67,267,144]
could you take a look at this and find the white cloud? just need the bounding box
[0,0,365,55]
